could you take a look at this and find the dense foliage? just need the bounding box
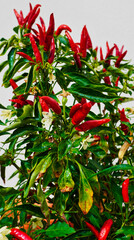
[0,3,134,240]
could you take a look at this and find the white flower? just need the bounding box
[41,109,53,130]
[31,216,43,229]
[0,110,12,120]
[0,226,10,240]
[94,65,103,72]
[80,134,96,150]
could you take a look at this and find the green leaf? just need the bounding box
[8,48,17,71]
[88,145,106,159]
[45,221,75,238]
[58,167,75,192]
[115,226,134,236]
[55,68,68,89]
[0,195,5,212]
[0,186,19,197]
[25,65,34,93]
[0,60,8,72]
[13,204,44,218]
[68,84,120,103]
[88,164,134,179]
[78,164,93,214]
[63,230,92,239]
[108,66,128,79]
[111,179,123,210]
[58,139,72,160]
[24,155,52,198]
[54,190,69,215]
[29,141,53,153]
[0,104,6,109]
[0,120,5,126]
[13,82,26,95]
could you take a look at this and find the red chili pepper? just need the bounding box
[10,79,18,90]
[39,96,61,114]
[94,46,98,60]
[55,24,72,36]
[80,25,88,58]
[9,96,33,108]
[48,37,55,64]
[115,76,120,87]
[14,9,23,27]
[44,13,55,52]
[98,219,113,240]
[118,108,130,135]
[103,68,111,85]
[86,29,92,49]
[65,31,82,68]
[85,221,99,238]
[29,33,43,64]
[71,102,93,125]
[114,44,124,57]
[122,178,129,203]
[16,52,35,65]
[115,50,127,68]
[40,17,46,36]
[36,23,45,46]
[28,4,41,29]
[10,228,33,240]
[105,45,115,65]
[69,103,82,118]
[75,119,111,132]
[100,47,104,61]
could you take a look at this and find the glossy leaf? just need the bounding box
[8,48,17,70]
[78,166,93,214]
[45,221,75,238]
[54,190,69,215]
[25,65,34,93]
[58,139,72,160]
[58,167,75,192]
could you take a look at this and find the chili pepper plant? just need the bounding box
[0,3,134,240]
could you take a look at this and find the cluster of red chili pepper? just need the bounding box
[39,96,61,114]
[9,79,33,108]
[118,108,130,135]
[14,3,41,29]
[65,25,92,68]
[70,98,110,131]
[100,42,127,86]
[15,4,72,66]
[85,219,113,240]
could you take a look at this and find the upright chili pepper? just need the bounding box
[39,96,61,114]
[44,13,55,52]
[98,219,113,240]
[27,4,41,29]
[114,43,124,57]
[48,37,55,64]
[80,25,88,58]
[10,228,33,240]
[55,24,72,36]
[118,108,130,135]
[29,33,43,63]
[122,178,129,203]
[40,17,46,36]
[75,119,110,132]
[36,23,45,46]
[115,76,120,87]
[65,31,81,68]
[115,50,127,68]
[85,221,99,238]
[100,47,104,61]
[103,68,111,85]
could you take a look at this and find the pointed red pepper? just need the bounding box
[65,31,81,68]
[28,4,41,29]
[98,219,113,240]
[9,79,18,90]
[36,23,45,46]
[39,96,61,114]
[80,25,88,58]
[16,52,35,65]
[71,102,93,125]
[100,47,104,61]
[122,178,129,203]
[10,228,33,240]
[103,68,111,85]
[44,13,55,52]
[48,37,55,64]
[115,50,127,68]
[85,221,99,238]
[75,119,111,132]
[55,24,72,36]
[29,33,43,64]
[115,76,120,87]
[118,108,130,135]
[40,17,46,36]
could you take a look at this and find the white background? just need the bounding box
[0,0,134,187]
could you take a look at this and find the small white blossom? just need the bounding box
[0,226,10,240]
[80,134,96,150]
[41,109,53,130]
[0,110,12,120]
[94,65,103,72]
[31,216,43,229]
